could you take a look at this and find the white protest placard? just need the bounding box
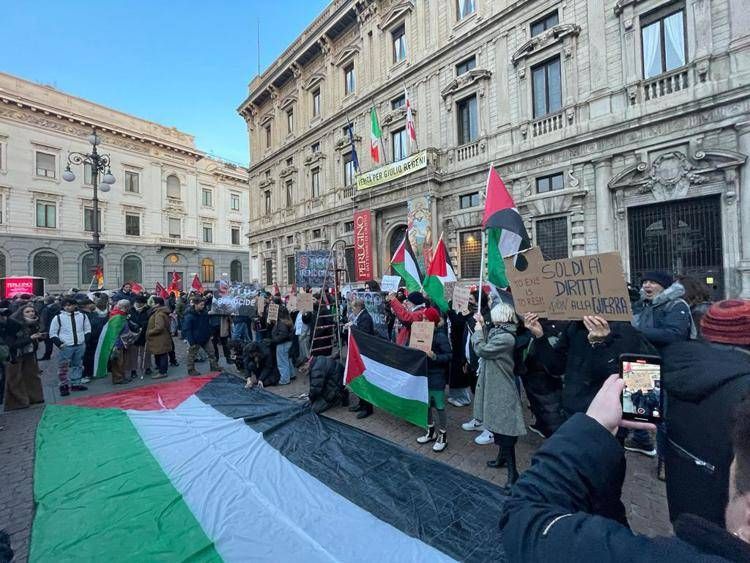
[287,294,298,311]
[267,303,279,323]
[380,275,401,293]
[452,285,471,314]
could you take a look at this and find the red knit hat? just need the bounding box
[423,307,441,325]
[700,300,750,346]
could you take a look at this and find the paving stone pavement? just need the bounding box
[1,340,671,561]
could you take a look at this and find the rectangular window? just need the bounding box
[531,10,559,37]
[344,221,354,233]
[124,171,140,193]
[168,217,181,238]
[202,225,213,243]
[344,153,356,186]
[456,95,478,145]
[311,168,320,198]
[230,193,241,211]
[460,230,481,278]
[202,188,213,207]
[265,125,272,148]
[392,128,408,161]
[285,179,293,208]
[311,141,320,153]
[36,201,56,228]
[391,94,405,109]
[287,255,295,285]
[392,25,407,63]
[456,55,477,76]
[536,217,569,260]
[344,63,355,95]
[532,56,562,118]
[641,7,686,79]
[36,152,56,178]
[286,235,294,245]
[264,190,272,214]
[265,258,274,287]
[231,227,241,245]
[286,157,294,167]
[84,162,94,185]
[456,0,476,20]
[125,213,140,236]
[287,109,294,134]
[536,172,565,193]
[312,89,321,117]
[266,241,272,249]
[312,228,321,239]
[459,192,480,209]
[83,207,102,232]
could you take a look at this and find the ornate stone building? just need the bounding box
[239,0,750,298]
[0,72,250,292]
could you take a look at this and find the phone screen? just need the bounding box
[620,355,662,422]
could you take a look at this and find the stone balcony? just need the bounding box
[157,236,198,251]
[642,65,690,102]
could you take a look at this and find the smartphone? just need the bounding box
[619,354,663,423]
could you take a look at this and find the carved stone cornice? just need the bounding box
[258,177,276,189]
[378,0,413,30]
[302,73,326,91]
[441,68,492,99]
[614,0,643,16]
[304,151,326,166]
[258,112,274,127]
[355,0,377,23]
[335,133,362,150]
[333,43,361,67]
[279,165,298,178]
[278,94,298,110]
[511,24,582,66]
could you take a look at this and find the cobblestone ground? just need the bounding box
[1,340,671,561]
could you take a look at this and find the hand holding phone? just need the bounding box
[619,354,663,423]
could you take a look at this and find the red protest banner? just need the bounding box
[354,209,373,281]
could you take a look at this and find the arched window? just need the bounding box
[201,258,215,283]
[230,260,243,282]
[123,255,143,284]
[0,252,6,278]
[166,175,181,199]
[33,251,60,284]
[80,253,96,286]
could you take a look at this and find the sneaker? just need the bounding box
[70,384,88,392]
[447,398,463,407]
[461,418,484,432]
[474,429,494,445]
[170,361,181,367]
[79,377,92,384]
[624,438,657,457]
[416,425,436,444]
[432,430,447,452]
[151,373,168,380]
[528,423,549,439]
[59,384,70,397]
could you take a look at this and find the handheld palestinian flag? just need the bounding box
[93,311,127,379]
[423,235,457,313]
[31,373,508,562]
[483,166,531,288]
[390,231,423,293]
[345,328,428,428]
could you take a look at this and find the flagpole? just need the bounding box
[477,164,494,315]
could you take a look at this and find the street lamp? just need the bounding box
[63,128,116,271]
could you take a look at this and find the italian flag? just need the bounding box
[422,235,457,313]
[483,166,530,288]
[345,328,428,428]
[93,311,127,378]
[29,373,509,561]
[370,107,383,164]
[390,231,423,293]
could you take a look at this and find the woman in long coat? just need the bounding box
[472,302,525,491]
[4,305,45,410]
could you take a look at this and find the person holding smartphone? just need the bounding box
[3,304,45,410]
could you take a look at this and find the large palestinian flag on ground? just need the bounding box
[30,372,507,562]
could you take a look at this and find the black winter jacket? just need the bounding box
[662,340,750,527]
[271,321,293,345]
[127,306,150,346]
[308,356,346,413]
[427,326,452,391]
[632,283,693,347]
[500,413,750,562]
[241,341,278,386]
[352,309,374,335]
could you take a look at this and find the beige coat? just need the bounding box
[146,307,173,355]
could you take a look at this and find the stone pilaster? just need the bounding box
[736,121,750,297]
[594,157,615,252]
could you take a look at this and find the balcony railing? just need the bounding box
[456,140,481,162]
[342,186,354,198]
[158,237,197,248]
[643,66,689,102]
[532,111,565,137]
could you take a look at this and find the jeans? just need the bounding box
[58,343,85,385]
[154,353,169,375]
[232,322,250,343]
[276,340,294,384]
[187,343,218,373]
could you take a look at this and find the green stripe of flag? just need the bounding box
[31,405,221,563]
[392,262,422,294]
[423,275,449,313]
[349,376,428,428]
[487,228,509,288]
[94,315,126,379]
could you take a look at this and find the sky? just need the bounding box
[4,0,330,166]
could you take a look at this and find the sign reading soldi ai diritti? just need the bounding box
[356,150,428,190]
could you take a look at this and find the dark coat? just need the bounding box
[112,288,136,305]
[271,321,293,345]
[146,307,173,355]
[87,310,108,345]
[182,307,212,345]
[40,303,60,331]
[242,341,278,386]
[500,413,750,562]
[352,309,374,335]
[426,325,452,391]
[662,340,750,527]
[0,318,26,362]
[127,306,150,346]
[632,283,693,347]
[308,356,347,413]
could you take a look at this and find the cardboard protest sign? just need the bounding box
[347,290,389,339]
[452,285,471,314]
[380,275,401,293]
[287,294,298,311]
[443,282,457,304]
[297,292,314,313]
[409,321,435,354]
[266,303,280,323]
[257,296,267,316]
[504,247,632,321]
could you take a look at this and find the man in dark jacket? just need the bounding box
[500,374,750,562]
[662,299,750,528]
[632,271,693,347]
[182,297,219,375]
[38,296,60,361]
[112,283,136,306]
[127,296,151,378]
[305,355,348,413]
[345,298,375,418]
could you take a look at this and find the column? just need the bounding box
[587,0,607,93]
[495,33,510,126]
[737,122,750,297]
[594,158,615,252]
[728,0,750,47]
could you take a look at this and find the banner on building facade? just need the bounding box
[353,209,373,281]
[355,150,428,191]
[295,250,330,288]
[408,194,433,275]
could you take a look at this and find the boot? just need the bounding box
[356,403,373,419]
[348,400,363,412]
[416,425,436,444]
[432,430,447,452]
[657,456,666,482]
[502,446,519,492]
[487,445,507,468]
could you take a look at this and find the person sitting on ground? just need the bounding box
[302,355,349,414]
[239,340,278,388]
[500,374,750,562]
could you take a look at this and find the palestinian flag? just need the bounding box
[30,373,507,562]
[93,311,127,379]
[345,328,428,428]
[390,231,423,293]
[423,235,457,313]
[482,166,530,288]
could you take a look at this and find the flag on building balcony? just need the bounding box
[191,275,204,294]
[369,107,383,164]
[482,166,530,289]
[89,265,104,291]
[346,120,360,171]
[155,282,170,300]
[390,231,423,293]
[422,235,457,313]
[405,86,417,152]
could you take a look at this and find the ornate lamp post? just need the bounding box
[62,128,116,270]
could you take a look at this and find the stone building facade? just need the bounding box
[239,0,750,298]
[0,72,250,293]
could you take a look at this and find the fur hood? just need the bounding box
[640,281,686,307]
